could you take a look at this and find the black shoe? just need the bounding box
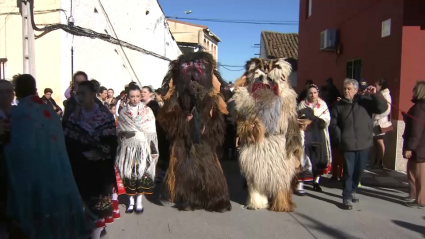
[352,193,359,203]
[342,199,353,210]
[330,176,339,181]
[125,206,134,214]
[100,228,107,238]
[313,183,323,192]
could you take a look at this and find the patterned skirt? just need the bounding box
[122,164,154,195]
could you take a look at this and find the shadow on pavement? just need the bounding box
[220,160,247,205]
[356,187,406,206]
[144,183,166,207]
[304,185,343,199]
[303,192,346,210]
[143,160,247,207]
[292,212,362,239]
[392,220,425,238]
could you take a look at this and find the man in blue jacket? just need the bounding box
[330,78,388,210]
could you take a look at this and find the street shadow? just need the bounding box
[316,177,342,190]
[221,160,248,205]
[144,183,166,207]
[143,159,247,207]
[357,187,407,201]
[304,185,342,199]
[303,192,345,209]
[292,212,362,239]
[374,186,408,194]
[356,187,406,206]
[392,220,425,238]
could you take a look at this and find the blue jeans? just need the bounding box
[342,149,370,200]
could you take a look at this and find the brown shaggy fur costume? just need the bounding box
[157,52,232,212]
[233,58,302,212]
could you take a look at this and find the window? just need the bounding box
[346,60,362,81]
[382,19,391,38]
[307,0,312,17]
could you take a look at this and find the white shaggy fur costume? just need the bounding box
[233,58,302,212]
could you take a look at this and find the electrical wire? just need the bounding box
[219,65,244,71]
[166,16,299,25]
[97,0,140,84]
[27,0,172,62]
[0,9,68,19]
[219,64,245,68]
[19,1,248,72]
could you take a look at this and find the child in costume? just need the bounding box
[157,52,232,212]
[233,58,303,212]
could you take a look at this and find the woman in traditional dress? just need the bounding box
[5,74,88,239]
[296,84,332,194]
[64,80,118,239]
[116,83,159,214]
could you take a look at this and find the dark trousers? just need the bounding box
[342,148,370,200]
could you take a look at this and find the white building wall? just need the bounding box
[65,0,181,94]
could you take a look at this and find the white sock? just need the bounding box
[136,195,143,209]
[297,182,304,191]
[314,176,320,184]
[91,227,104,239]
[128,196,134,210]
[112,192,118,201]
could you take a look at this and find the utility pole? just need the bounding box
[18,0,36,77]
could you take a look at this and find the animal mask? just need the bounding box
[235,58,293,96]
[160,52,227,101]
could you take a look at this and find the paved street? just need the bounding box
[102,161,424,239]
[1,161,423,239]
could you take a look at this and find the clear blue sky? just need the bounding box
[158,0,300,83]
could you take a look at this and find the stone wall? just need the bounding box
[384,120,407,172]
[395,120,407,172]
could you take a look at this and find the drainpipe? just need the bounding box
[71,46,74,79]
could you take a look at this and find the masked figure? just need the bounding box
[157,52,231,212]
[233,58,302,212]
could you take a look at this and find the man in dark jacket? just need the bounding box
[62,71,105,128]
[41,88,63,118]
[325,78,341,108]
[330,78,388,210]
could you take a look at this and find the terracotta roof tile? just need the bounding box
[261,31,298,59]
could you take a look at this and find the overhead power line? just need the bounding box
[218,63,245,71]
[97,0,140,84]
[0,9,67,18]
[27,0,172,62]
[219,64,245,68]
[220,66,244,71]
[166,16,299,25]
